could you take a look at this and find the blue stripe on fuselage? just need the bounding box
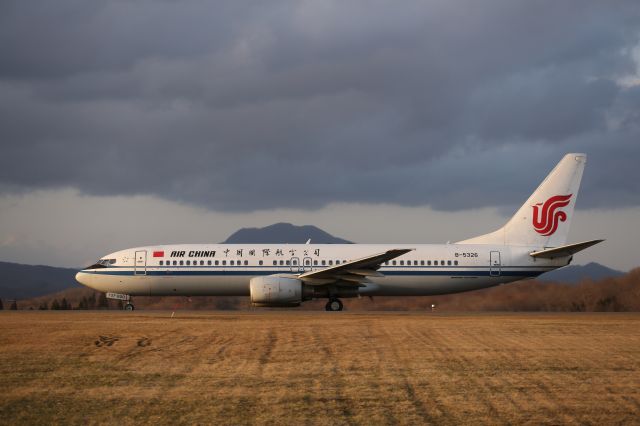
[81,269,544,277]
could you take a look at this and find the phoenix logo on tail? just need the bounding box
[532,194,573,236]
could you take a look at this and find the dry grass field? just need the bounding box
[0,312,639,425]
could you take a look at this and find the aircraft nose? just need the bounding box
[75,271,87,285]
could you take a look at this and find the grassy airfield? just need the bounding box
[0,312,639,425]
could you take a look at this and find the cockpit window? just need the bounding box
[85,259,116,269]
[85,263,105,269]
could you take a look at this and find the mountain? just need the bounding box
[223,222,352,244]
[0,261,81,300]
[537,262,624,284]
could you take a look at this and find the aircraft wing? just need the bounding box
[297,248,413,286]
[529,239,604,259]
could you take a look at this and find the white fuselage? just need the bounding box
[75,243,568,297]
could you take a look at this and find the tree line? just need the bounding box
[0,298,18,310]
[0,293,123,310]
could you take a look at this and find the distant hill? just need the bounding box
[223,222,352,244]
[538,262,624,284]
[0,261,81,300]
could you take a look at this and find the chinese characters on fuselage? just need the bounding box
[169,248,321,258]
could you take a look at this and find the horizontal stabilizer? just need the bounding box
[529,239,604,259]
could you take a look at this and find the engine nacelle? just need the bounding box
[250,276,312,307]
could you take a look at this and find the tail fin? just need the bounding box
[458,153,586,247]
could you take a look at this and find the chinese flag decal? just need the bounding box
[153,251,164,258]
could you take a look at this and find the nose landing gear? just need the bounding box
[325,298,344,311]
[105,292,133,311]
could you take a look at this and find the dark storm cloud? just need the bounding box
[1,0,640,211]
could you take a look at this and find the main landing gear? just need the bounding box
[124,302,135,311]
[325,298,344,311]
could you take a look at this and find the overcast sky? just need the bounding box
[1,1,639,270]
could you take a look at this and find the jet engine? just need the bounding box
[249,276,313,307]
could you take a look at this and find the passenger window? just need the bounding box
[441,260,445,265]
[259,260,263,265]
[336,260,340,265]
[215,260,219,266]
[244,260,248,266]
[447,260,451,266]
[222,260,226,266]
[328,260,333,265]
[273,260,277,266]
[159,260,163,266]
[427,260,431,266]
[292,259,297,265]
[454,260,458,265]
[179,260,184,266]
[420,260,424,266]
[187,260,191,266]
[392,261,396,265]
[208,260,212,265]
[313,260,318,266]
[230,260,234,266]
[400,261,404,265]
[322,260,326,266]
[286,260,290,266]
[173,260,177,266]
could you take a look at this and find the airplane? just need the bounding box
[76,153,603,311]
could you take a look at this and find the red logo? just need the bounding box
[153,251,164,258]
[532,194,572,236]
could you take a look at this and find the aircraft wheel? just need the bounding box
[124,303,135,311]
[325,298,343,312]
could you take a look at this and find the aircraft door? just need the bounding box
[134,250,147,275]
[490,251,501,277]
[290,257,303,273]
